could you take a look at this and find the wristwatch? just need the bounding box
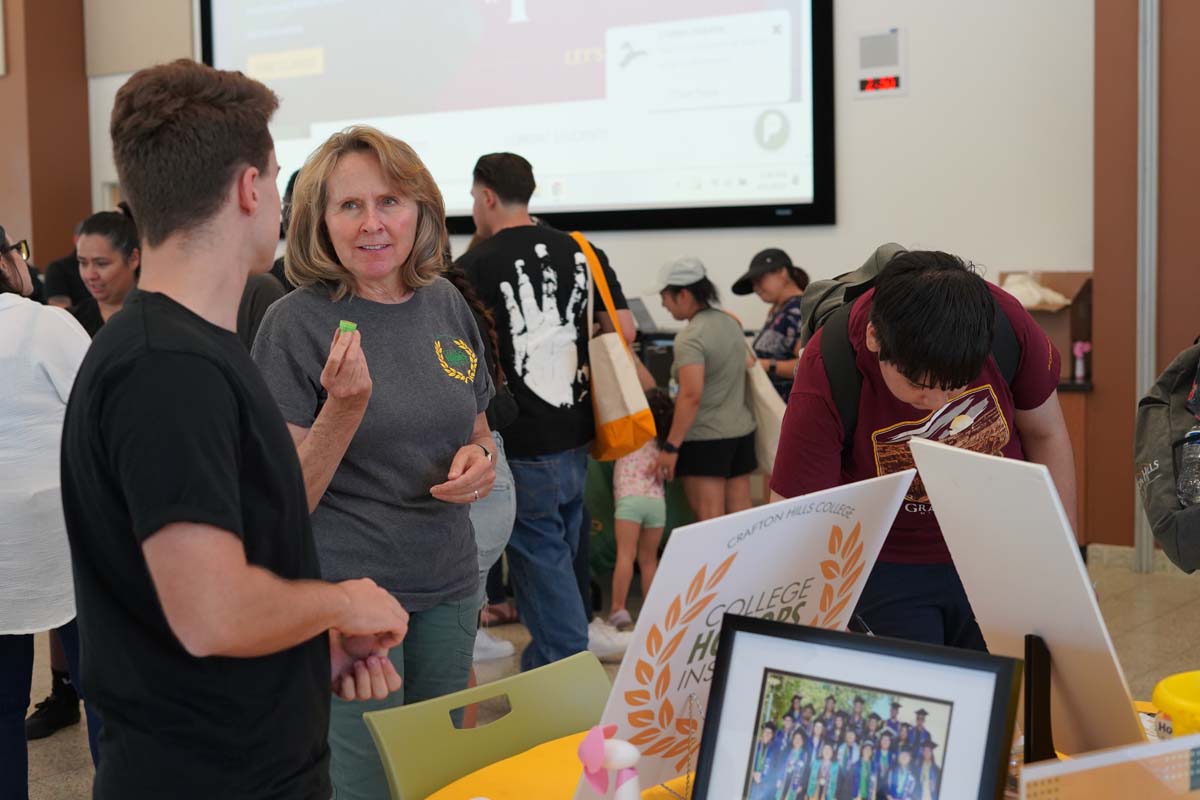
[767,360,778,377]
[661,441,680,454]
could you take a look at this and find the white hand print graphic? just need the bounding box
[499,244,589,408]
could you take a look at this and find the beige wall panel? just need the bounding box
[84,0,192,77]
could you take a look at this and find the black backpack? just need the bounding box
[1135,344,1200,572]
[799,243,1020,461]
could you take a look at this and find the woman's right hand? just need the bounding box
[321,328,372,406]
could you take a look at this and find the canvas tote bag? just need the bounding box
[745,344,787,476]
[725,309,787,477]
[570,231,656,461]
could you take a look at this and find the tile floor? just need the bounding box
[23,560,1200,798]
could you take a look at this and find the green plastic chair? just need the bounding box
[363,651,611,800]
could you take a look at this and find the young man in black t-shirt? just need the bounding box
[60,60,409,799]
[456,153,635,670]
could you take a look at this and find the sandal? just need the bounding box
[480,601,519,626]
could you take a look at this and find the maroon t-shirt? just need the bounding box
[770,284,1061,564]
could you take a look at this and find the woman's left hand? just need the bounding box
[431,442,497,504]
[654,450,679,482]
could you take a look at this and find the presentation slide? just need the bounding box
[209,0,816,220]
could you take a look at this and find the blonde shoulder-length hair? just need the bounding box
[285,125,448,299]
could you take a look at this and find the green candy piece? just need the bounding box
[339,320,358,334]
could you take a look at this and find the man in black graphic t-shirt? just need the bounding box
[60,60,409,799]
[456,153,633,669]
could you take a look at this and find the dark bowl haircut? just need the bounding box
[869,250,996,391]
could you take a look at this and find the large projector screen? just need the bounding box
[202,1,834,232]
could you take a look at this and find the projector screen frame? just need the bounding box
[199,0,835,234]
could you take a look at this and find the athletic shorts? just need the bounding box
[614,495,667,529]
[675,431,757,479]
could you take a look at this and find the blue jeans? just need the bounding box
[506,444,590,670]
[853,562,988,651]
[469,432,516,610]
[0,619,99,799]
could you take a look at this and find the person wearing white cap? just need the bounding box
[652,256,757,521]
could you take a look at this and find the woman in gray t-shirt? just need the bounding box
[252,126,495,800]
[652,256,757,522]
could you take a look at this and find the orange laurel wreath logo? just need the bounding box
[623,521,866,773]
[625,553,737,772]
[809,522,865,628]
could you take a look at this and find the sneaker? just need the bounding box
[473,628,516,662]
[588,617,631,662]
[608,608,635,632]
[25,691,81,740]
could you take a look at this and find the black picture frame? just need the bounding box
[198,0,835,234]
[692,614,1022,800]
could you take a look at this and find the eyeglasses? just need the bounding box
[1,240,30,261]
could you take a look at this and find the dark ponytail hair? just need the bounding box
[646,387,675,447]
[443,267,504,385]
[787,266,810,291]
[78,211,139,260]
[665,277,719,308]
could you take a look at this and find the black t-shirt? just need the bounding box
[456,225,628,458]
[238,272,287,350]
[68,296,103,337]
[60,292,330,799]
[43,251,89,305]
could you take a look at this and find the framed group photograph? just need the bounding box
[692,615,1021,800]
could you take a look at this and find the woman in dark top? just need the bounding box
[442,266,519,665]
[70,212,139,338]
[732,248,809,399]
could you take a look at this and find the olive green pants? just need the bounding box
[329,597,476,800]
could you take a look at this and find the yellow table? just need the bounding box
[427,731,691,800]
[427,703,1163,798]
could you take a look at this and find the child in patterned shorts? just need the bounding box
[608,388,675,631]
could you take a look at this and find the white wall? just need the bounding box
[570,0,1095,326]
[88,0,1093,327]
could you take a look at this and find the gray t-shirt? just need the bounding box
[252,278,493,611]
[672,308,756,442]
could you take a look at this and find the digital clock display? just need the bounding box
[859,75,901,92]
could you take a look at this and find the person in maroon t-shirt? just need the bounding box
[770,251,1076,649]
